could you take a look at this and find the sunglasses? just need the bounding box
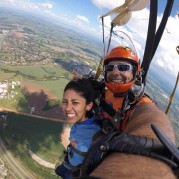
[104,64,133,72]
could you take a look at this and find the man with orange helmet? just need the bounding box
[84,46,177,178]
[104,46,140,94]
[100,46,166,131]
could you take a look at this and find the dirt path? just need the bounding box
[28,125,71,170]
[29,149,55,169]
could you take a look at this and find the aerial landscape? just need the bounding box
[0,7,103,179]
[0,2,179,179]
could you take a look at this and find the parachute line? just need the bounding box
[141,0,158,82]
[141,0,174,82]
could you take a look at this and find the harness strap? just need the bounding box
[80,124,179,177]
[63,144,88,177]
[68,144,87,157]
[99,99,116,117]
[99,93,137,131]
[63,160,80,170]
[120,106,134,131]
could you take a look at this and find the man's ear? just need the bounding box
[86,102,93,111]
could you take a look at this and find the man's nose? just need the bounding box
[112,66,121,74]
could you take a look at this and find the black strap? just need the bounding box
[106,23,114,54]
[68,144,87,157]
[99,93,137,130]
[141,0,157,82]
[80,124,179,177]
[151,0,174,59]
[102,17,105,56]
[100,99,116,117]
[141,0,174,82]
[151,124,179,161]
[99,99,125,131]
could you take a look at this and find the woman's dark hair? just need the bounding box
[64,78,96,118]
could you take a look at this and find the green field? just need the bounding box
[1,112,66,179]
[0,64,70,112]
[1,64,70,80]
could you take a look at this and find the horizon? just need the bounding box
[0,0,178,83]
[0,4,179,103]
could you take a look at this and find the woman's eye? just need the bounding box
[72,102,79,105]
[62,101,67,104]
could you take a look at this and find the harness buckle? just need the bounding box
[112,110,124,127]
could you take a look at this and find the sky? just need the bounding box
[0,0,179,91]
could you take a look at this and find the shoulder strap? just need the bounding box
[99,99,116,117]
[100,93,139,131]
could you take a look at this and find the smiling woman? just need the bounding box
[55,78,101,179]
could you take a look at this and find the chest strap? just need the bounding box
[68,144,87,157]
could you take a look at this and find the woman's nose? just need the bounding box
[64,103,73,111]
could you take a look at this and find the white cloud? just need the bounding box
[92,0,124,10]
[0,0,54,16]
[41,3,53,9]
[152,14,179,77]
[43,10,55,16]
[7,0,15,3]
[77,15,90,23]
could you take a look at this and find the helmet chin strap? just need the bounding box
[113,70,144,104]
[113,92,128,98]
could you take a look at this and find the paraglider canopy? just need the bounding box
[111,11,132,27]
[99,0,174,83]
[100,0,150,27]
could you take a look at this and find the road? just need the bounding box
[0,137,36,179]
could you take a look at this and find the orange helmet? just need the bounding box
[103,46,140,94]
